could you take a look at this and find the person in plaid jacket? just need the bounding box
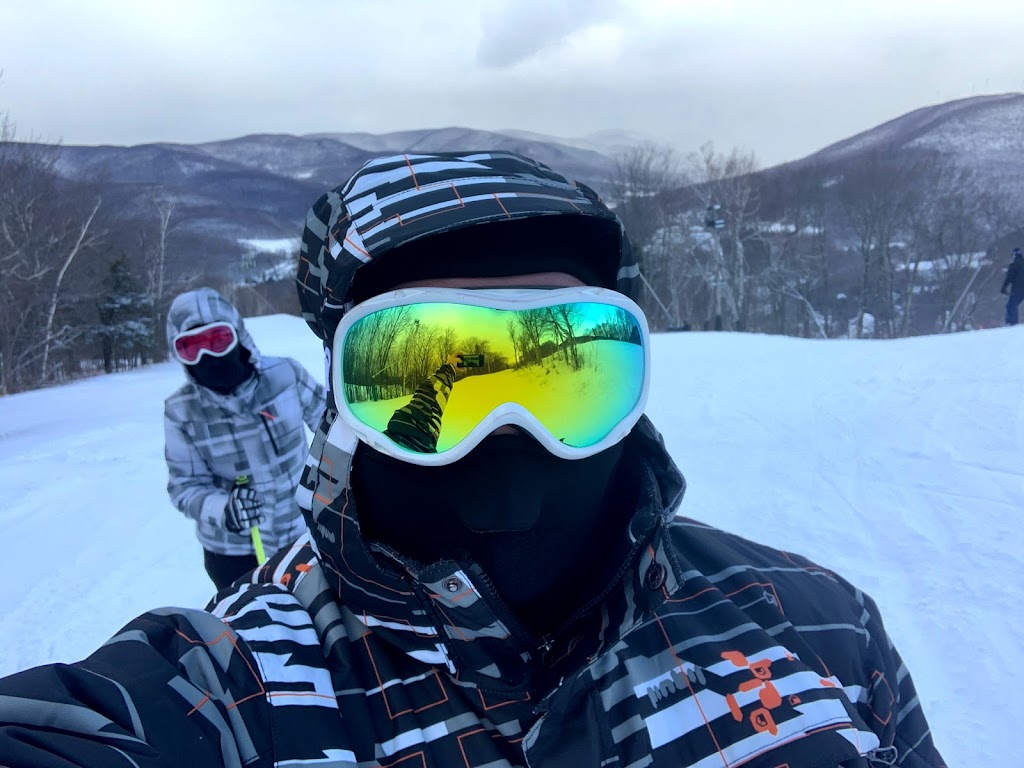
[163,287,326,588]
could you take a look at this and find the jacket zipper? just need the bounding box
[470,565,540,649]
[521,710,546,768]
[259,411,280,455]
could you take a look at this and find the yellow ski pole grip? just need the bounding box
[235,475,267,565]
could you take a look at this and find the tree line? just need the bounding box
[612,141,1020,338]
[0,108,298,394]
[6,98,1019,395]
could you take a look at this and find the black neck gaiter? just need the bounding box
[187,346,255,395]
[352,433,634,638]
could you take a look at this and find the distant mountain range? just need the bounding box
[31,128,627,248]
[15,95,1024,277]
[784,92,1024,199]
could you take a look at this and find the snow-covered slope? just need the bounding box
[799,93,1024,164]
[791,93,1024,199]
[2,316,1022,765]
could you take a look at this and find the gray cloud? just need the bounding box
[1,1,1023,166]
[477,0,622,68]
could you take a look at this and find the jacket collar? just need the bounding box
[191,369,259,411]
[299,413,686,689]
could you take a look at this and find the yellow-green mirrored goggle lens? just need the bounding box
[339,298,646,457]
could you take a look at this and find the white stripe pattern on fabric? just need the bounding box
[355,615,438,636]
[275,748,358,766]
[647,695,878,761]
[408,646,455,673]
[247,651,338,708]
[378,721,449,757]
[363,671,436,697]
[226,598,314,628]
[643,669,858,747]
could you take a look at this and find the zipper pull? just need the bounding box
[867,745,898,766]
[538,635,559,669]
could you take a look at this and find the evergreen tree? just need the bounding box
[97,255,155,373]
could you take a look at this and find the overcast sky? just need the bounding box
[2,0,1022,166]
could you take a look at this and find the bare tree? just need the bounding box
[543,303,584,369]
[608,143,686,326]
[907,164,1009,333]
[0,120,110,388]
[685,143,761,330]
[341,305,411,401]
[149,196,177,310]
[506,317,522,367]
[835,148,928,337]
[433,325,458,367]
[39,196,104,379]
[756,163,836,338]
[511,308,548,365]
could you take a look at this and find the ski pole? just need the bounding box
[234,475,267,565]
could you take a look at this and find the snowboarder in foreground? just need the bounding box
[0,153,945,767]
[164,287,326,588]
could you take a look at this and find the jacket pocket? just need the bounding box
[258,395,306,458]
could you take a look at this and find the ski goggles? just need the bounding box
[172,321,239,365]
[332,286,650,466]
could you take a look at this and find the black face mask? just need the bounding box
[352,432,633,637]
[186,345,255,395]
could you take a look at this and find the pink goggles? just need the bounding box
[172,322,239,364]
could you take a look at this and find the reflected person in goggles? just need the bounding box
[381,350,468,454]
[0,154,944,768]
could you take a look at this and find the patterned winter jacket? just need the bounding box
[0,415,945,767]
[164,288,326,556]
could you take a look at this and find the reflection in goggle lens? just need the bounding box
[341,301,645,454]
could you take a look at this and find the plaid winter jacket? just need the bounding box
[164,288,326,556]
[0,416,945,767]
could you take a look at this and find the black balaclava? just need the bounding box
[353,433,636,638]
[186,344,255,395]
[348,217,639,639]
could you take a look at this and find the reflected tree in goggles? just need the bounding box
[335,288,649,463]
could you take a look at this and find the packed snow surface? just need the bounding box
[2,315,1022,766]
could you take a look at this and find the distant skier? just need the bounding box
[163,288,326,589]
[1001,247,1024,325]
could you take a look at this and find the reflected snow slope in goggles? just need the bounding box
[172,321,239,364]
[332,287,650,466]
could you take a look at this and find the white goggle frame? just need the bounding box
[331,286,651,466]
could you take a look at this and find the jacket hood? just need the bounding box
[165,287,262,368]
[294,151,640,348]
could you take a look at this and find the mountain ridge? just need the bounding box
[9,95,1023,289]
